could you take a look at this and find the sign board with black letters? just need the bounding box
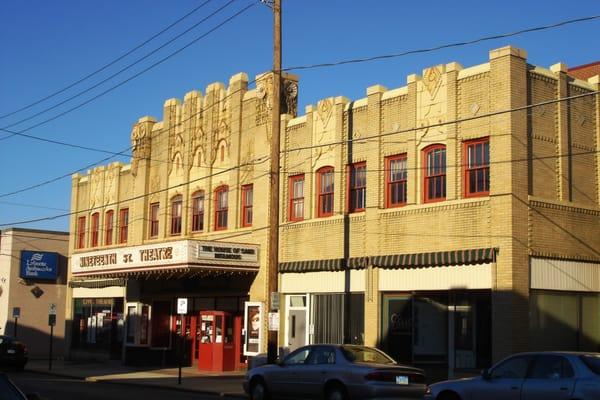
[12,307,20,319]
[49,303,57,315]
[177,298,188,315]
[48,314,56,326]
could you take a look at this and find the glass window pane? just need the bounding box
[491,356,532,379]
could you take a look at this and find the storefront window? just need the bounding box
[71,298,124,358]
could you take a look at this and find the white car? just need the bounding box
[426,352,600,400]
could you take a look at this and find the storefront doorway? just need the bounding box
[285,295,308,350]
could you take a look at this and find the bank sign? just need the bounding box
[20,251,59,280]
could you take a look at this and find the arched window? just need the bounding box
[105,210,114,245]
[91,213,99,247]
[317,166,334,217]
[214,186,228,230]
[423,144,446,203]
[170,195,182,235]
[191,191,205,232]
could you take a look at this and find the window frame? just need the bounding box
[214,185,228,231]
[119,208,129,244]
[347,162,366,213]
[423,144,447,203]
[288,174,305,222]
[385,154,408,208]
[104,210,114,246]
[463,137,490,198]
[149,203,160,238]
[90,212,99,248]
[317,166,334,218]
[170,196,182,236]
[191,191,205,232]
[77,216,86,249]
[241,184,253,227]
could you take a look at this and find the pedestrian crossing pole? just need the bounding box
[267,0,281,365]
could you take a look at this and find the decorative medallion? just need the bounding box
[423,66,443,99]
[577,114,586,127]
[131,122,151,177]
[317,98,334,128]
[31,286,44,298]
[283,80,298,117]
[470,103,480,116]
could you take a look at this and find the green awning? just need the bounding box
[278,248,496,273]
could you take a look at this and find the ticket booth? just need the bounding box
[197,311,238,371]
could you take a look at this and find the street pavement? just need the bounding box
[19,359,247,399]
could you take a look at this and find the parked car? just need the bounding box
[0,336,28,371]
[243,344,427,400]
[426,351,600,400]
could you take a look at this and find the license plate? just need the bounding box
[395,375,408,385]
[7,349,16,354]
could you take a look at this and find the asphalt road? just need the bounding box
[7,371,229,400]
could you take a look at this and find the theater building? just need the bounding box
[67,46,600,377]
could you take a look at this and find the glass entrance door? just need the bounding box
[382,295,412,364]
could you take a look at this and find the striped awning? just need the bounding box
[278,248,496,273]
[69,278,127,288]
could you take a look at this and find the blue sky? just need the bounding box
[1,0,599,232]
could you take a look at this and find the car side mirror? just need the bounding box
[481,368,491,380]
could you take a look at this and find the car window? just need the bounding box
[529,355,574,379]
[491,355,532,379]
[580,355,600,376]
[306,347,336,365]
[341,346,395,365]
[283,347,311,365]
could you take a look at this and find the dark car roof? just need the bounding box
[508,351,600,357]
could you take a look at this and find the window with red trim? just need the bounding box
[77,216,86,249]
[119,208,129,244]
[348,162,366,212]
[241,184,253,227]
[105,210,114,245]
[386,154,408,207]
[214,186,228,230]
[317,166,334,217]
[464,138,490,197]
[149,203,159,238]
[91,213,99,247]
[423,145,446,203]
[191,191,205,232]
[170,196,182,235]
[289,174,305,221]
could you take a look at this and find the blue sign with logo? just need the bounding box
[20,251,58,280]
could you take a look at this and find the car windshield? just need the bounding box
[581,355,600,376]
[341,346,395,365]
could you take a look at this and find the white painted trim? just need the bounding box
[530,258,600,292]
[378,264,492,291]
[280,270,366,293]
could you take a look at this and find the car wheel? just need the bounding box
[325,384,347,400]
[250,380,269,400]
[437,391,461,400]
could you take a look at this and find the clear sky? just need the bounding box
[1,0,599,232]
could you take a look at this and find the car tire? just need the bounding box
[250,380,270,400]
[437,391,461,400]
[325,384,347,400]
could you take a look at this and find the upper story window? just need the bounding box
[214,186,228,230]
[170,196,182,235]
[386,154,408,207]
[348,162,366,213]
[77,216,86,249]
[91,213,99,247]
[317,167,334,218]
[149,203,159,238]
[241,184,253,227]
[191,191,205,232]
[105,210,114,245]
[464,138,490,197]
[423,145,446,203]
[289,174,305,221]
[119,208,129,244]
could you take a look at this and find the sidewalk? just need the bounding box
[25,359,247,398]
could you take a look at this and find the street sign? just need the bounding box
[12,307,20,319]
[270,292,280,311]
[268,312,279,331]
[48,314,56,326]
[49,303,57,315]
[177,298,188,314]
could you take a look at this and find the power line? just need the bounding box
[0,0,215,121]
[282,14,600,72]
[0,1,257,141]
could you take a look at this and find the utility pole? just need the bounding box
[267,0,281,364]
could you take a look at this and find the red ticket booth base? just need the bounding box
[197,311,237,371]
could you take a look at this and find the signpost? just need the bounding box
[177,298,188,385]
[49,303,56,371]
[12,307,20,338]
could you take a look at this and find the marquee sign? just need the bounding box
[20,251,59,280]
[72,240,259,276]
